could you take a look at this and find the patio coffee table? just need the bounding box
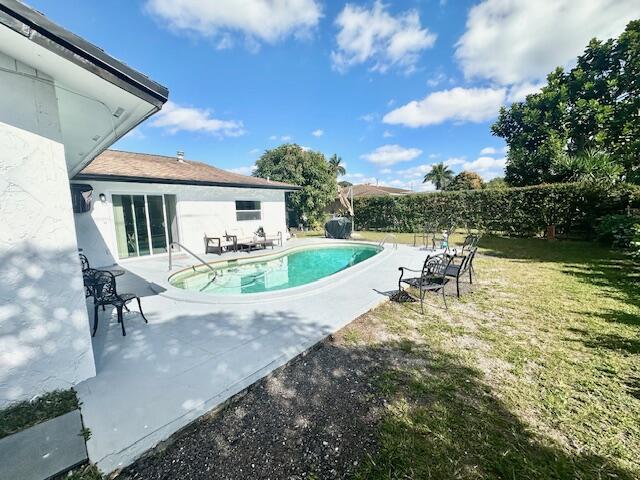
[237,238,275,252]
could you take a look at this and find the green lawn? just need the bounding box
[336,235,640,479]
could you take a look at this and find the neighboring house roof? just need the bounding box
[74,150,300,190]
[0,0,168,107]
[342,184,411,197]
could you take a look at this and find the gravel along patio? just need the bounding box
[75,238,421,473]
[111,235,639,480]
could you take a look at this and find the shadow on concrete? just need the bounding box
[116,334,637,480]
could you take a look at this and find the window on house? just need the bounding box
[236,200,261,221]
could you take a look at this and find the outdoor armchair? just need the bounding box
[256,228,283,246]
[397,253,454,312]
[204,233,236,255]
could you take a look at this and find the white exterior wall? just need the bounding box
[0,53,96,407]
[73,180,288,267]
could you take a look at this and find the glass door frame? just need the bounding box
[110,191,175,260]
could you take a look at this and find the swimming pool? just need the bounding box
[169,243,382,295]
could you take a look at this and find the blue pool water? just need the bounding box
[169,244,382,295]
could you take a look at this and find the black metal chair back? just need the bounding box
[421,254,451,282]
[92,271,118,305]
[79,253,90,272]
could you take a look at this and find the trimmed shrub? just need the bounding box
[353,183,640,237]
[596,214,640,248]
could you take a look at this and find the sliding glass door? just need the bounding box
[112,194,178,259]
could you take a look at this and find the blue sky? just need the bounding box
[30,0,640,190]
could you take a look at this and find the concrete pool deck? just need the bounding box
[75,238,427,473]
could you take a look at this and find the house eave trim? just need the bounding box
[0,0,169,108]
[73,174,302,191]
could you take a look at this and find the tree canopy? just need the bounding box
[446,171,484,191]
[492,20,640,186]
[254,144,337,228]
[424,162,454,190]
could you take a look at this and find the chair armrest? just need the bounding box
[205,237,222,246]
[398,266,421,272]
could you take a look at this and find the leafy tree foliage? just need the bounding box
[254,144,337,227]
[485,177,508,189]
[424,162,454,190]
[446,171,484,191]
[338,180,353,187]
[552,149,624,186]
[493,20,640,186]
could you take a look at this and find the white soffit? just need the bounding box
[0,23,160,176]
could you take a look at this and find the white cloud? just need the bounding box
[428,153,440,159]
[397,163,433,178]
[361,144,422,166]
[480,147,496,155]
[269,135,292,142]
[426,71,447,87]
[386,178,434,192]
[462,156,506,172]
[229,165,256,176]
[380,168,392,174]
[249,148,261,155]
[359,113,377,122]
[507,82,545,102]
[444,157,466,166]
[456,0,640,85]
[382,130,394,138]
[311,129,324,137]
[150,101,245,137]
[146,0,322,47]
[332,1,436,73]
[383,87,506,127]
[342,172,378,184]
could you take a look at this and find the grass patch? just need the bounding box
[347,235,640,479]
[0,389,79,439]
[57,464,103,480]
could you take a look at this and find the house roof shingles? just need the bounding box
[342,184,411,197]
[74,150,299,190]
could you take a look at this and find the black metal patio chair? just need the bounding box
[458,234,481,256]
[79,253,99,298]
[91,271,147,337]
[445,247,478,297]
[397,253,454,312]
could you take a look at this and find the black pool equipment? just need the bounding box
[325,217,352,239]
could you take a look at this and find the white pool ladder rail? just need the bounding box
[378,233,398,250]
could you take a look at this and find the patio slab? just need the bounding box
[75,239,425,473]
[0,410,87,480]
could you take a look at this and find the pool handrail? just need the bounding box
[168,242,217,280]
[378,234,398,250]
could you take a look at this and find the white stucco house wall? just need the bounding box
[0,0,169,407]
[71,150,298,267]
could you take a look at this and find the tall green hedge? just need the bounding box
[353,183,640,236]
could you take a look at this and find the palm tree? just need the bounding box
[424,162,454,190]
[553,149,623,185]
[329,154,346,177]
